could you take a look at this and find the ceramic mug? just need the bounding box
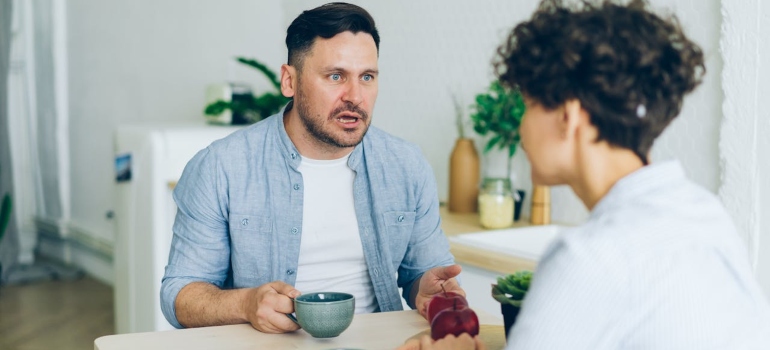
[286,292,355,338]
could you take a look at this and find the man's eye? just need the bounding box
[362,74,373,82]
[330,74,341,81]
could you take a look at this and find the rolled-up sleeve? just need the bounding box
[160,148,230,329]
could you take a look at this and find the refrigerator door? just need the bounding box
[114,122,241,333]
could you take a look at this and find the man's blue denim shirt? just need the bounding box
[160,107,455,328]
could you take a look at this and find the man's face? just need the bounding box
[294,31,379,149]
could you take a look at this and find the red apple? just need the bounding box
[430,305,480,340]
[427,291,468,323]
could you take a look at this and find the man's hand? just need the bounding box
[396,334,486,350]
[242,281,302,333]
[415,264,465,319]
[175,281,301,330]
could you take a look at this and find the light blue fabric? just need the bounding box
[160,106,454,329]
[507,161,770,349]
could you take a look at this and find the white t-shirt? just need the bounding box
[294,153,377,314]
[507,161,770,349]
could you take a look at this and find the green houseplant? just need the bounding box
[470,80,527,222]
[204,57,290,124]
[470,79,525,176]
[492,270,533,339]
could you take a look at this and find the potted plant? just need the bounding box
[491,270,532,339]
[204,57,290,125]
[470,80,526,221]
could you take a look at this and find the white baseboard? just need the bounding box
[35,216,114,286]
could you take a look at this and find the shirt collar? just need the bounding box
[591,160,686,217]
[273,101,365,171]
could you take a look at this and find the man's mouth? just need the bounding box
[336,112,361,124]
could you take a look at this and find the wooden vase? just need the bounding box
[448,138,480,213]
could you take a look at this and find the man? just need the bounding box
[160,2,464,334]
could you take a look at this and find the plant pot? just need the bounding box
[501,303,521,341]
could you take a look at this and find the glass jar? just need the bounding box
[478,178,515,229]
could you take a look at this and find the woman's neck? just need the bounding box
[568,144,645,211]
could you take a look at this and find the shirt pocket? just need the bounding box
[383,211,416,261]
[229,214,272,280]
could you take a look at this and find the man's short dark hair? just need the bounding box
[286,2,380,70]
[496,0,705,164]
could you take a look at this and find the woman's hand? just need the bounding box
[396,334,486,350]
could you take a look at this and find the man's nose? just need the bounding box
[342,80,363,105]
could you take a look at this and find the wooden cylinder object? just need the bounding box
[448,138,480,213]
[530,185,551,225]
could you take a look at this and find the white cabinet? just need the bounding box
[113,122,241,333]
[458,264,504,321]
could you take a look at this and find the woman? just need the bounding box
[401,0,770,349]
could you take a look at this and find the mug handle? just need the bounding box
[286,313,300,327]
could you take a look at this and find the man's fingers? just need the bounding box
[270,281,301,298]
[267,312,301,332]
[431,264,462,280]
[255,319,282,334]
[272,296,295,314]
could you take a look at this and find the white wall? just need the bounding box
[719,0,770,298]
[287,0,723,226]
[65,0,725,244]
[63,0,769,297]
[67,0,284,244]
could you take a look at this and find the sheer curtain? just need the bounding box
[2,0,68,282]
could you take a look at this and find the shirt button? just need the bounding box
[241,218,249,226]
[290,153,297,159]
[286,269,295,275]
[291,227,299,234]
[293,183,300,190]
[397,215,405,222]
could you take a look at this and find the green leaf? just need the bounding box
[236,57,282,91]
[484,135,502,153]
[508,143,518,158]
[492,270,533,306]
[204,100,232,116]
[469,80,526,159]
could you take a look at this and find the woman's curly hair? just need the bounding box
[496,0,705,164]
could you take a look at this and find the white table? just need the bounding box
[95,309,505,350]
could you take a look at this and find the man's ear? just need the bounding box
[280,64,297,98]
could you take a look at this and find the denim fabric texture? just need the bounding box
[160,106,454,328]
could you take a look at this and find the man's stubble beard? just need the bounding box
[294,82,371,149]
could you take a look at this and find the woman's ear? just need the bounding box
[561,99,583,140]
[280,64,297,98]
[563,99,597,143]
